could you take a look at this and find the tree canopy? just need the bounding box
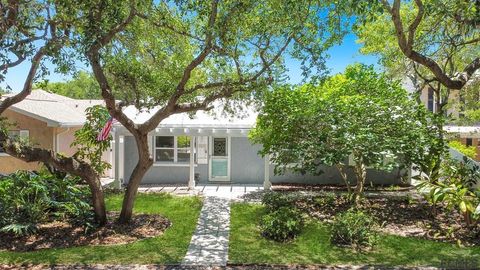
[38,72,101,99]
[251,64,433,200]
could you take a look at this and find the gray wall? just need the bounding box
[230,137,265,184]
[123,135,405,185]
[123,136,208,184]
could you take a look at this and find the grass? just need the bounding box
[229,203,480,268]
[0,193,202,265]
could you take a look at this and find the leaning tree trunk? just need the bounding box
[353,158,367,205]
[0,132,107,225]
[118,132,153,223]
[85,173,107,225]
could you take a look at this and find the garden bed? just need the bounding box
[287,191,480,246]
[0,212,171,252]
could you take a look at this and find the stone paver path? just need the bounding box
[182,196,231,266]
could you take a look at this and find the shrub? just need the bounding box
[0,170,95,236]
[260,206,304,242]
[448,140,477,159]
[262,192,296,211]
[330,209,378,250]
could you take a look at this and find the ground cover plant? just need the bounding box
[0,170,94,236]
[0,193,202,264]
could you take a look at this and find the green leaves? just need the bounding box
[71,105,112,175]
[252,64,429,180]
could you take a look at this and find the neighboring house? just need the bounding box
[0,90,113,175]
[418,86,480,160]
[113,105,406,188]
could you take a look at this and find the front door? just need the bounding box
[209,137,230,181]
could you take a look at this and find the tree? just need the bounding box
[0,1,108,225]
[38,71,101,99]
[74,0,347,222]
[351,0,480,181]
[251,64,432,202]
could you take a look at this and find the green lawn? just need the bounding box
[229,203,480,268]
[0,193,202,265]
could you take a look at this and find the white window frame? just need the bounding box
[154,135,195,164]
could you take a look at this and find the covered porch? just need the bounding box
[112,125,272,190]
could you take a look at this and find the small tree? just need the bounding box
[252,64,431,202]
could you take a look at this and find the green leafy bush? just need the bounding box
[448,141,477,159]
[330,209,378,250]
[0,170,94,236]
[418,156,480,226]
[262,192,296,211]
[260,207,304,242]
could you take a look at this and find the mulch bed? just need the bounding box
[274,189,480,246]
[0,212,171,252]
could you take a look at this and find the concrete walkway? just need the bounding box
[182,195,231,266]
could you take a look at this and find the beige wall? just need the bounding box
[56,127,80,157]
[1,111,113,177]
[0,110,54,174]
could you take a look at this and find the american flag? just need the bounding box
[97,117,117,141]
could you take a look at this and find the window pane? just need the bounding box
[213,138,227,156]
[177,148,191,163]
[177,136,191,148]
[156,136,174,148]
[156,149,174,162]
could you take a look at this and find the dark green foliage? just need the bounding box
[0,170,94,236]
[330,209,378,250]
[261,192,297,211]
[260,207,304,242]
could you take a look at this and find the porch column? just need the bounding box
[264,155,272,190]
[114,131,120,188]
[188,136,195,189]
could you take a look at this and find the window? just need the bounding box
[0,130,22,154]
[466,138,473,147]
[155,135,192,163]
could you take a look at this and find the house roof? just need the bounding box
[121,103,258,129]
[2,90,104,127]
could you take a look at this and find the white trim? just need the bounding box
[0,153,9,157]
[153,163,198,167]
[188,135,195,188]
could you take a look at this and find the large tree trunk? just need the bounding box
[86,174,107,225]
[353,157,367,204]
[0,133,107,225]
[118,132,153,223]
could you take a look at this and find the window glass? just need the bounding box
[213,138,227,156]
[177,148,191,163]
[177,136,190,148]
[156,136,174,148]
[156,149,174,162]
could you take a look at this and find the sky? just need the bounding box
[3,33,379,92]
